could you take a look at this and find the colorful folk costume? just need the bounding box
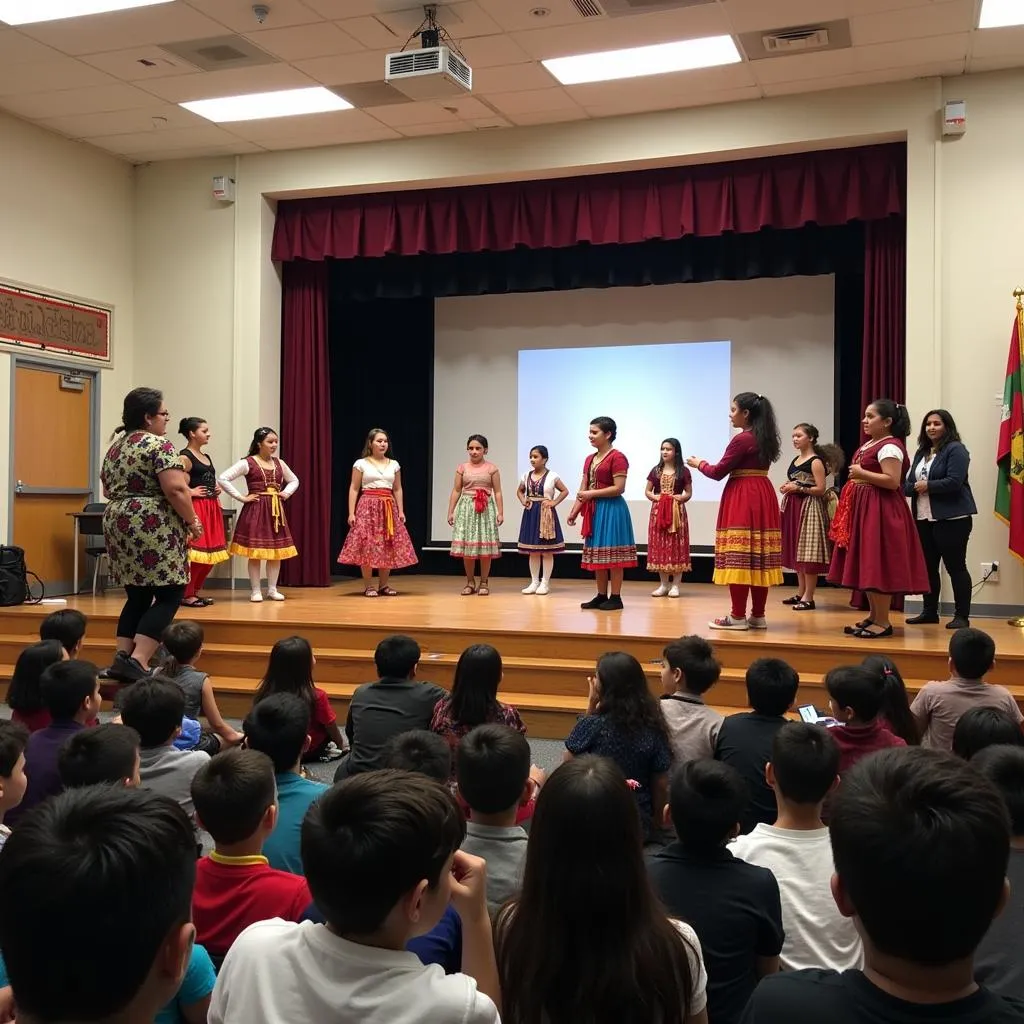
[780,455,834,577]
[220,457,299,561]
[580,449,637,571]
[180,449,229,604]
[337,458,418,570]
[517,469,565,554]
[696,430,782,628]
[645,466,692,575]
[450,461,501,560]
[828,436,930,596]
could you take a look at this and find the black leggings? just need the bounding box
[916,518,973,618]
[116,584,185,642]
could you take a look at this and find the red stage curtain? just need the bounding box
[279,261,331,587]
[860,217,907,414]
[272,144,905,261]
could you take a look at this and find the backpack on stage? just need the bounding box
[0,546,43,606]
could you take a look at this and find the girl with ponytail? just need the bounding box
[827,399,929,639]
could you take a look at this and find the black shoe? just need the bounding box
[782,594,804,605]
[581,593,609,609]
[597,596,624,611]
[946,616,971,630]
[102,652,151,683]
[905,612,940,625]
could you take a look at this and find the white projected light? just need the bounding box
[978,0,1024,27]
[181,87,353,123]
[543,35,741,85]
[0,0,173,24]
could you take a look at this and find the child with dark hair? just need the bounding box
[191,748,312,961]
[912,627,1021,750]
[649,759,783,1024]
[0,720,28,852]
[210,771,500,1024]
[715,658,800,833]
[243,693,327,875]
[456,724,533,915]
[339,634,447,779]
[952,706,1024,760]
[38,608,87,658]
[7,660,102,827]
[732,723,861,972]
[447,434,504,596]
[825,665,906,775]
[383,729,452,782]
[861,654,919,744]
[972,744,1024,998]
[6,639,66,733]
[0,786,198,1024]
[661,635,724,763]
[58,723,141,789]
[121,676,209,818]
[741,747,1024,1023]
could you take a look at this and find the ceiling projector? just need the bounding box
[385,45,473,100]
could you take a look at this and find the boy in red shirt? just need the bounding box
[191,748,314,961]
[825,665,906,775]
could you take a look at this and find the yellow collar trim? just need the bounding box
[209,851,268,867]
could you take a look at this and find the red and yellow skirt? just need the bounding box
[338,490,418,569]
[713,471,783,587]
[228,487,297,561]
[188,495,229,565]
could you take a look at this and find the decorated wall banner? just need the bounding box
[0,283,111,364]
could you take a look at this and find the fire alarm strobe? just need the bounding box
[212,176,236,202]
[942,99,966,137]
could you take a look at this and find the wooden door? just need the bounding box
[11,364,95,594]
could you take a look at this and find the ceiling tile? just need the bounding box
[0,57,116,96]
[132,62,318,102]
[582,84,762,118]
[294,49,389,84]
[720,0,849,34]
[454,32,533,67]
[750,46,860,84]
[506,106,589,126]
[374,2,504,41]
[851,0,974,45]
[472,61,557,92]
[0,28,68,66]
[846,0,946,11]
[79,46,204,81]
[967,53,1024,71]
[190,0,325,33]
[761,60,964,96]
[38,103,207,139]
[303,0,396,17]
[364,100,461,125]
[970,25,1024,58]
[93,123,246,155]
[240,22,365,61]
[440,95,497,117]
[489,86,582,114]
[115,142,267,162]
[474,0,590,33]
[854,32,969,71]
[338,15,404,48]
[16,5,228,57]
[0,82,159,118]
[396,120,477,136]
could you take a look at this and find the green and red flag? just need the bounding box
[996,298,1024,561]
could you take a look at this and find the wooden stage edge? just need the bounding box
[2,579,1023,739]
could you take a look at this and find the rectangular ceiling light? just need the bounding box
[543,34,741,85]
[181,86,353,123]
[0,0,173,24]
[978,0,1024,27]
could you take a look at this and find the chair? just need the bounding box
[81,502,108,596]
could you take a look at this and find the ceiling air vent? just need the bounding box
[739,20,851,61]
[158,35,277,73]
[570,0,605,16]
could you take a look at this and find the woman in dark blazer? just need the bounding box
[904,409,977,629]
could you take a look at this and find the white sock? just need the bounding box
[247,560,262,594]
[266,561,281,593]
[541,554,554,581]
[529,554,541,583]
[660,573,670,586]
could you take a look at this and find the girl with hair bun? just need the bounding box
[219,427,299,603]
[688,392,783,631]
[447,434,503,596]
[827,399,929,638]
[779,423,845,612]
[178,417,228,608]
[516,444,568,595]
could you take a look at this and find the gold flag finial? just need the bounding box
[1015,286,1024,312]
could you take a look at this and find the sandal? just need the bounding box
[843,618,874,635]
[364,587,379,598]
[180,598,205,608]
[478,579,490,596]
[782,594,804,605]
[380,586,398,597]
[461,581,477,596]
[852,624,894,640]
[792,600,816,611]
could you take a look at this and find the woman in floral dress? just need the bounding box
[101,387,202,683]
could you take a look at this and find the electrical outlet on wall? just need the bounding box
[981,561,1000,583]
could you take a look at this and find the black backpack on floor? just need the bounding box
[0,546,43,606]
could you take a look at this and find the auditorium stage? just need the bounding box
[2,579,1023,739]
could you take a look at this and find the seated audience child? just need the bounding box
[565,651,673,840]
[154,942,217,1024]
[0,786,198,1024]
[253,636,347,764]
[953,706,1024,760]
[972,744,1024,999]
[338,634,448,779]
[661,636,724,763]
[6,660,102,827]
[120,676,210,818]
[740,747,1024,1023]
[58,723,141,789]
[161,621,243,752]
[242,693,327,875]
[825,666,906,775]
[714,658,800,833]
[648,760,783,1024]
[383,729,452,782]
[0,721,28,851]
[209,771,501,1024]
[861,655,920,745]
[911,627,1022,750]
[456,725,532,915]
[39,608,87,658]
[731,723,862,972]
[495,756,707,1024]
[6,639,66,733]
[191,748,313,961]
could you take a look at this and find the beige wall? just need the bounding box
[0,110,135,540]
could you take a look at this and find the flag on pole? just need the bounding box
[995,291,1024,561]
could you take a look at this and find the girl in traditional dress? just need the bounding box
[337,427,418,597]
[645,437,692,598]
[178,417,229,608]
[516,445,569,595]
[828,399,930,639]
[779,423,844,612]
[567,416,637,611]
[447,434,503,596]
[687,392,783,631]
[219,427,299,603]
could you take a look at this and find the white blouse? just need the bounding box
[355,458,399,490]
[218,458,299,501]
[519,469,563,500]
[914,454,935,521]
